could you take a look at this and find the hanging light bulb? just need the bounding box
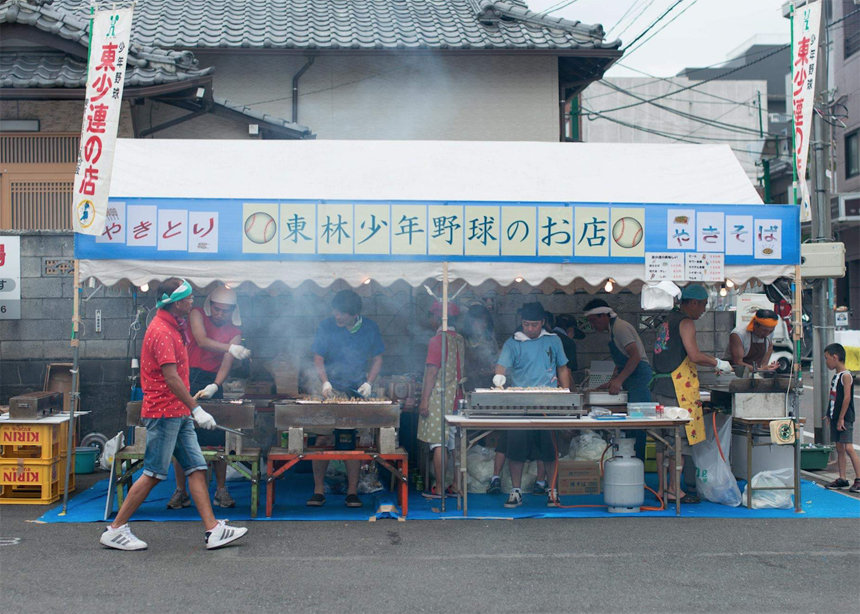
[725,279,735,288]
[719,286,728,297]
[604,279,615,293]
[514,276,524,283]
[362,278,371,285]
[139,283,150,293]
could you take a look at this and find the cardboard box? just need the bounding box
[556,460,601,495]
[43,363,77,412]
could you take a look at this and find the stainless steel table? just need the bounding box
[445,415,690,517]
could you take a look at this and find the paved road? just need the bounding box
[1,473,858,614]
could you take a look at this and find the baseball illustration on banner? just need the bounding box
[612,217,643,248]
[610,207,645,257]
[76,200,95,230]
[244,212,277,244]
[242,203,279,253]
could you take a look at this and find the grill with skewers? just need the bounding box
[464,389,585,418]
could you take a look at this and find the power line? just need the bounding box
[615,0,657,40]
[606,0,644,38]
[623,0,700,58]
[583,106,772,142]
[827,6,860,29]
[586,43,790,101]
[622,0,685,51]
[593,44,789,115]
[536,0,581,18]
[594,80,784,137]
[602,63,764,110]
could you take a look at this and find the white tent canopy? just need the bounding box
[80,139,788,290]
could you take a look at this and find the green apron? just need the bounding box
[417,332,465,446]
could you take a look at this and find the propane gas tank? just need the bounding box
[603,438,645,513]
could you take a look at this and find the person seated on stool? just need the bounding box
[307,289,384,508]
[166,285,250,510]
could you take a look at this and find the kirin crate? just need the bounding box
[0,421,69,461]
[0,455,75,505]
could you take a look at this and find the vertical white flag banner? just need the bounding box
[791,0,822,223]
[73,8,134,236]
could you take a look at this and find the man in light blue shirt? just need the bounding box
[492,302,570,508]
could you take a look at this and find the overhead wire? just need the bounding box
[623,0,700,58]
[606,0,644,38]
[536,0,581,18]
[622,0,685,51]
[592,79,784,137]
[592,44,789,115]
[615,0,657,41]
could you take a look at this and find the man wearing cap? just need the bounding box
[308,289,385,508]
[493,302,570,508]
[167,285,250,510]
[651,284,732,504]
[724,309,779,371]
[100,278,247,551]
[418,301,465,498]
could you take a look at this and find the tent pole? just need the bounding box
[439,262,448,513]
[60,259,82,515]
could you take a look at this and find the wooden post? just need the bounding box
[61,260,82,514]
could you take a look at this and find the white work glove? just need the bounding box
[357,382,372,398]
[492,374,506,388]
[228,344,251,360]
[321,381,334,398]
[198,383,219,399]
[714,358,732,375]
[191,406,217,430]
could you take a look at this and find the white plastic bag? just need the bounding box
[99,431,124,471]
[691,414,742,507]
[573,431,607,461]
[641,281,681,311]
[742,468,794,509]
[467,446,495,493]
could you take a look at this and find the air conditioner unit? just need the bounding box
[801,243,845,279]
[834,193,860,222]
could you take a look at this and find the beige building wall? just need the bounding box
[146,53,560,141]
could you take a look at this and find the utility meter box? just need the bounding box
[801,242,845,278]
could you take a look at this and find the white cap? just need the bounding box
[204,285,241,326]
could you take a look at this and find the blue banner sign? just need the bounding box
[74,198,799,265]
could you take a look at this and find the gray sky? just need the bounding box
[527,0,790,77]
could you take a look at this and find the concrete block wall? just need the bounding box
[1,233,736,437]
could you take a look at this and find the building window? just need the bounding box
[847,130,860,179]
[845,0,860,58]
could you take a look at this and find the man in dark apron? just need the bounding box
[584,299,652,459]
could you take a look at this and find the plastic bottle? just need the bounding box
[655,404,664,418]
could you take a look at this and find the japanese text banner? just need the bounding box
[72,8,134,236]
[75,199,800,267]
[791,0,821,223]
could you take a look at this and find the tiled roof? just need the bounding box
[41,0,620,51]
[0,52,213,89]
[0,0,214,86]
[212,95,313,138]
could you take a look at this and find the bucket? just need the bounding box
[75,447,98,474]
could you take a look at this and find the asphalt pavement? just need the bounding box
[1,472,858,614]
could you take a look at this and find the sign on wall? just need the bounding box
[0,236,21,320]
[75,199,800,265]
[72,7,134,236]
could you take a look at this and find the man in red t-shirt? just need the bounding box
[417,301,464,498]
[167,285,249,510]
[100,278,247,552]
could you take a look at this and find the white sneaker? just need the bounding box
[205,520,248,550]
[504,488,523,509]
[100,523,147,551]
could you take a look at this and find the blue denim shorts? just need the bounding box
[142,417,208,480]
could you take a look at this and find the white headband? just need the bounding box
[584,306,617,318]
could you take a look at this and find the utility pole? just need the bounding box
[757,91,771,203]
[810,0,834,445]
